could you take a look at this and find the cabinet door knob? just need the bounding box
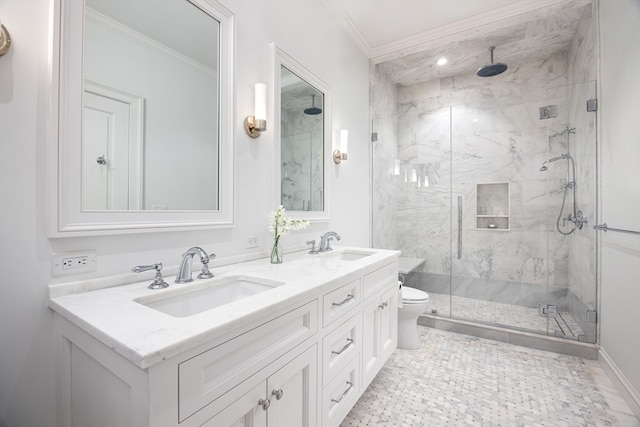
[258,398,270,410]
[271,388,284,400]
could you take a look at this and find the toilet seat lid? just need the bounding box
[402,286,429,302]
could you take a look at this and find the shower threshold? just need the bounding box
[419,292,597,359]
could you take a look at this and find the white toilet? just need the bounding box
[397,286,429,349]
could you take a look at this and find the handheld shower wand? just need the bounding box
[538,152,587,234]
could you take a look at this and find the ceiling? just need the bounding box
[325,0,592,85]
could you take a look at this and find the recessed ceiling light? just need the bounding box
[436,58,447,66]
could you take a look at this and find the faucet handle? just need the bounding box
[132,263,169,290]
[306,240,318,254]
[197,253,216,279]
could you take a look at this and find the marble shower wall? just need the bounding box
[394,51,574,308]
[371,4,597,333]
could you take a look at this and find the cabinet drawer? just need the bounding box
[322,312,361,384]
[178,300,318,422]
[363,262,397,300]
[322,355,360,427]
[322,278,361,327]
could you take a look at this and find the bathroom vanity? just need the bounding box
[49,247,400,427]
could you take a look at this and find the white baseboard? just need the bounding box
[599,348,640,418]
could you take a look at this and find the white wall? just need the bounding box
[0,1,370,425]
[598,0,640,414]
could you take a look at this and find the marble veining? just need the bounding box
[371,0,597,343]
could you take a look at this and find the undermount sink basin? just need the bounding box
[320,249,375,261]
[135,276,285,318]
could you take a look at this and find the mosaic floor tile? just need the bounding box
[342,327,639,427]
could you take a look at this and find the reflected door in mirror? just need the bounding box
[84,0,220,211]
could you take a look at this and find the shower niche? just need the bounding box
[476,182,510,230]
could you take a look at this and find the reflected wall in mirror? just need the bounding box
[83,0,219,211]
[50,0,234,235]
[271,43,331,221]
[280,66,324,212]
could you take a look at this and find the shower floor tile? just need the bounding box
[341,327,639,427]
[427,292,585,339]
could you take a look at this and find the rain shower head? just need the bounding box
[477,46,508,77]
[303,94,322,115]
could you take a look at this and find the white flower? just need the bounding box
[268,205,310,239]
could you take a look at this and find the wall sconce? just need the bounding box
[333,130,348,164]
[244,83,267,138]
[0,19,11,56]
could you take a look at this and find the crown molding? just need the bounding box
[323,0,372,57]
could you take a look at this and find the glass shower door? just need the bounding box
[449,81,597,342]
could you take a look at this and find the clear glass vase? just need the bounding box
[270,240,283,264]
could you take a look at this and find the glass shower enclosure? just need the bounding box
[373,80,598,343]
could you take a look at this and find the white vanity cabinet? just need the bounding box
[50,249,400,427]
[362,266,399,389]
[54,300,318,427]
[201,343,317,427]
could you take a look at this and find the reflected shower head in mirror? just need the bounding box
[303,94,322,115]
[477,46,508,77]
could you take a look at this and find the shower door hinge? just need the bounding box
[587,98,598,112]
[371,132,378,142]
[538,304,557,318]
[586,309,597,323]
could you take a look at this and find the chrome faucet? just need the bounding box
[175,247,215,284]
[319,231,340,252]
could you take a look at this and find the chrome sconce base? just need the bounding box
[333,150,347,164]
[244,116,267,139]
[0,24,11,56]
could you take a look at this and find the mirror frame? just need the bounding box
[47,0,235,236]
[270,43,332,222]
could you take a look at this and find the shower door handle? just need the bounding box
[457,196,462,259]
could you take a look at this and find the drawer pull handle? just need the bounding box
[331,381,354,404]
[331,338,354,356]
[271,389,284,400]
[258,398,270,410]
[332,294,355,307]
[378,301,388,310]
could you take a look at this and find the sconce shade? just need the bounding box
[245,83,267,138]
[254,83,267,122]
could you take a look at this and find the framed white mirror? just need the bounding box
[48,0,234,236]
[270,43,331,221]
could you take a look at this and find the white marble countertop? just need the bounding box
[48,246,400,369]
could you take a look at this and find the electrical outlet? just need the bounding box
[246,236,259,248]
[52,251,97,276]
